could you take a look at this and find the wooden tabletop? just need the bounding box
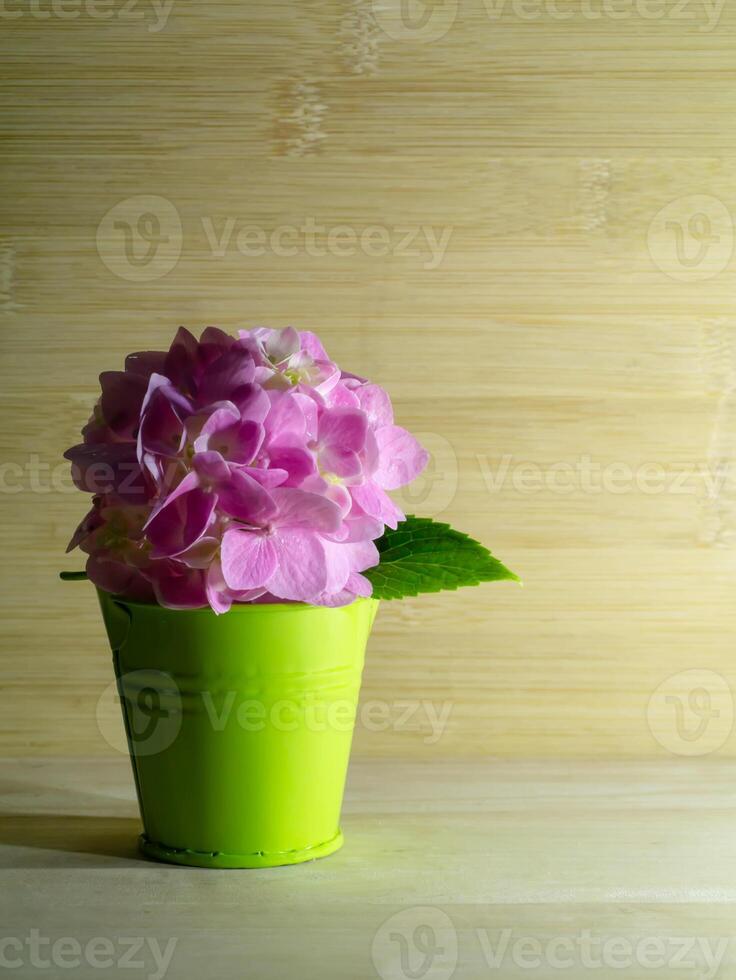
[1,757,735,979]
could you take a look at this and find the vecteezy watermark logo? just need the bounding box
[0,931,177,979]
[97,669,182,756]
[371,917,730,978]
[647,669,733,756]
[0,0,175,32]
[371,0,726,40]
[648,195,734,282]
[202,217,452,270]
[475,929,729,976]
[6,449,736,501]
[475,453,733,497]
[96,195,182,282]
[98,679,453,755]
[485,0,725,31]
[371,0,459,42]
[96,204,452,280]
[372,907,458,980]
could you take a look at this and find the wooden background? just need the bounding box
[2,0,736,759]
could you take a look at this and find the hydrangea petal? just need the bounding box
[86,556,155,603]
[267,445,317,487]
[164,327,201,394]
[65,443,149,503]
[176,535,220,569]
[138,386,188,459]
[356,383,394,428]
[66,502,104,553]
[244,466,288,489]
[253,326,300,364]
[265,389,308,441]
[147,561,209,610]
[194,410,264,465]
[197,347,257,405]
[270,487,343,533]
[221,528,278,590]
[216,470,278,524]
[267,529,327,601]
[231,383,271,423]
[321,537,351,595]
[372,425,429,491]
[146,487,216,558]
[124,350,167,377]
[99,371,148,437]
[299,330,330,361]
[350,481,404,529]
[319,445,362,481]
[319,407,368,454]
[191,451,230,486]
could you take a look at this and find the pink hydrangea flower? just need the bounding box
[65,327,428,612]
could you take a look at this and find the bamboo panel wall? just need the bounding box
[2,0,736,758]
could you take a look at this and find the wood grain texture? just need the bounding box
[1,758,736,978]
[2,1,736,757]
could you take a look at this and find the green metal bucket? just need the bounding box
[97,590,379,868]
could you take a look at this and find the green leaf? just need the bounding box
[59,570,89,581]
[364,515,519,600]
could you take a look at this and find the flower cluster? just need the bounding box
[65,327,428,612]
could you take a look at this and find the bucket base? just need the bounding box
[138,830,344,869]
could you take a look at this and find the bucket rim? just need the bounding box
[97,589,377,615]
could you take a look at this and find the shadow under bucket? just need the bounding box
[97,590,379,868]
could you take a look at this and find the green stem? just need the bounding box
[59,570,89,581]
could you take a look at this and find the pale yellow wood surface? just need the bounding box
[1,757,736,978]
[3,3,736,758]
